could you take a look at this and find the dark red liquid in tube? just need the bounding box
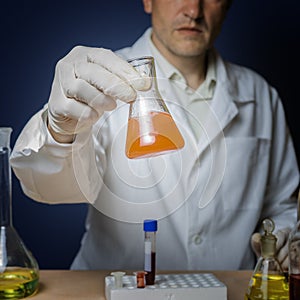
[145,252,156,285]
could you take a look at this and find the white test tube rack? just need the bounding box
[105,273,227,300]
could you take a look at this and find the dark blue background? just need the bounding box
[1,1,299,269]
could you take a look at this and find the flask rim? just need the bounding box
[127,56,154,68]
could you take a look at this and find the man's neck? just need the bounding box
[173,55,207,90]
[151,38,207,90]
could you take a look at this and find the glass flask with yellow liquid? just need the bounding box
[245,218,289,300]
[125,56,185,159]
[0,127,39,299]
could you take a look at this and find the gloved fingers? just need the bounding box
[86,48,151,91]
[61,46,150,91]
[74,61,139,103]
[277,245,288,265]
[49,94,99,133]
[251,232,262,258]
[55,61,117,117]
[277,243,289,271]
[48,112,91,136]
[66,78,117,114]
[53,92,101,123]
[275,228,290,271]
[281,257,289,272]
[276,228,291,250]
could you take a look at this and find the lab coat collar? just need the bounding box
[214,51,255,103]
[125,27,254,101]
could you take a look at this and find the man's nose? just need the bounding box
[182,0,202,21]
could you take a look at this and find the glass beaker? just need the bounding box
[0,127,39,299]
[125,56,185,159]
[245,218,289,300]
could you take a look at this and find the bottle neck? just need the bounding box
[0,147,12,227]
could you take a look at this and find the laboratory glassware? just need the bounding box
[125,56,185,159]
[144,219,157,285]
[288,189,300,300]
[0,127,39,299]
[245,218,289,300]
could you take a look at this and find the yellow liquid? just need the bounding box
[245,273,289,300]
[126,111,185,159]
[0,268,39,299]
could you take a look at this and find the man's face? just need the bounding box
[143,0,228,59]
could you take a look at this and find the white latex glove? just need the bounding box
[251,228,291,271]
[47,46,149,143]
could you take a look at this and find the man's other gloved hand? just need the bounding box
[251,228,291,271]
[47,46,150,143]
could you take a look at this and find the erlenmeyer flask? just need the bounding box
[0,127,39,299]
[245,218,289,300]
[125,56,185,159]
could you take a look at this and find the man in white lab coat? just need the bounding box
[10,0,299,271]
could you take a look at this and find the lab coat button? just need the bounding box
[192,234,202,245]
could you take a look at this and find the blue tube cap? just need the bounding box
[143,219,157,232]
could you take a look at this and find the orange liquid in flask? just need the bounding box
[126,111,185,159]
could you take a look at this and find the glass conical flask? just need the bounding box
[0,127,39,299]
[245,218,289,300]
[125,56,185,159]
[288,189,300,300]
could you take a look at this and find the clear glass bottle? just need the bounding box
[143,219,157,285]
[245,218,289,300]
[0,127,39,299]
[125,56,185,159]
[288,190,300,300]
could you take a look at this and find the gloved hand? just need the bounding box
[251,228,291,271]
[47,46,149,143]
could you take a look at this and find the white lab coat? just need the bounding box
[10,28,299,270]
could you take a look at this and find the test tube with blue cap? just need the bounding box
[144,219,157,285]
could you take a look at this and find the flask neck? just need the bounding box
[128,56,169,118]
[261,236,276,258]
[0,147,12,227]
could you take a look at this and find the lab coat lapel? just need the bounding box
[189,83,239,208]
[197,82,239,156]
[155,59,240,160]
[196,53,239,157]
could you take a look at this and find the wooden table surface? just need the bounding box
[29,270,252,300]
